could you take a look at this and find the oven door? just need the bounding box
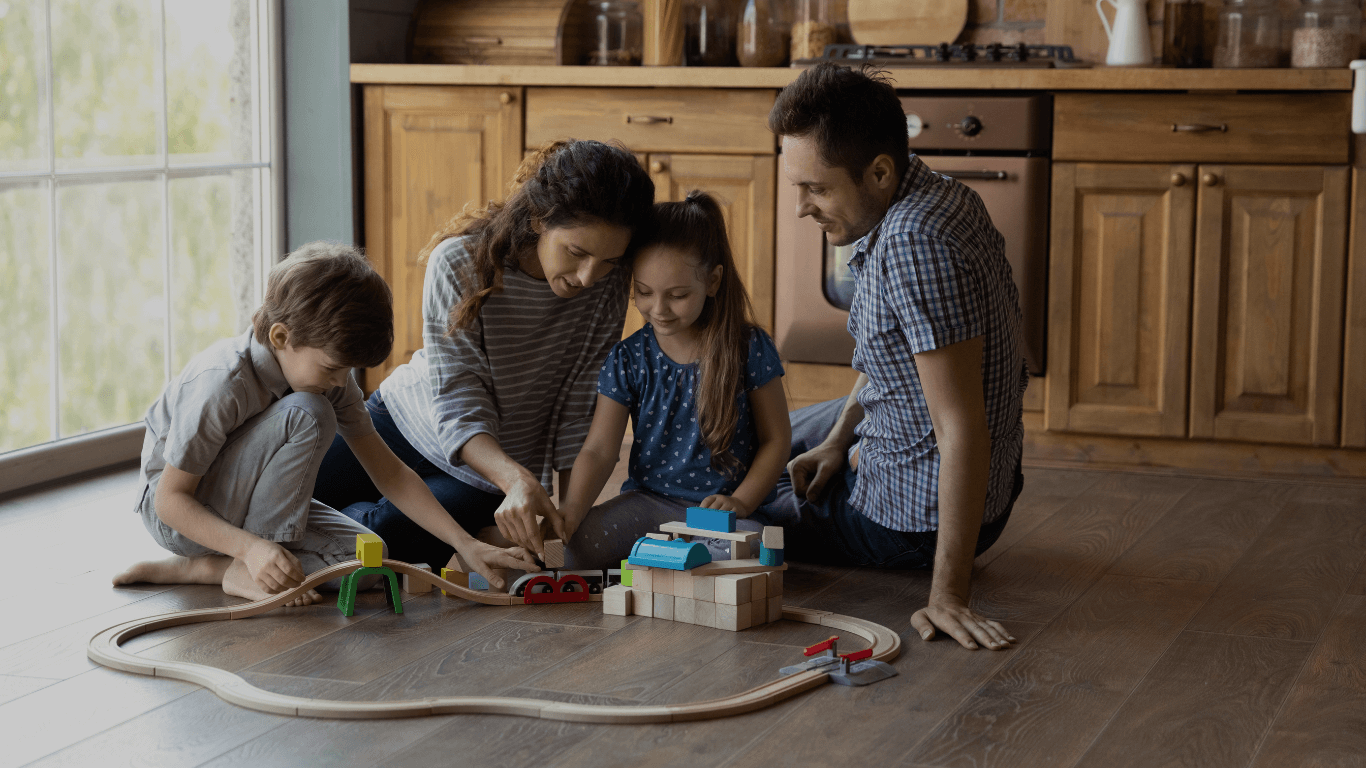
[773,156,1048,375]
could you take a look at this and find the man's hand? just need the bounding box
[241,538,305,593]
[452,542,539,592]
[492,478,560,559]
[787,442,847,503]
[911,595,1015,651]
[698,494,753,518]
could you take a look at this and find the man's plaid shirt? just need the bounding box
[845,154,1028,532]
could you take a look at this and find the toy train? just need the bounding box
[508,568,623,597]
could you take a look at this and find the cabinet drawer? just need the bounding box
[1053,93,1350,164]
[525,87,777,154]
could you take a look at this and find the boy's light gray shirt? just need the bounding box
[379,235,626,494]
[138,330,375,490]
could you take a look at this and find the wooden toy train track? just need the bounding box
[89,559,901,721]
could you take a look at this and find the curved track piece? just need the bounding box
[90,559,901,721]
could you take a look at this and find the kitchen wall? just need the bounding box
[351,0,420,63]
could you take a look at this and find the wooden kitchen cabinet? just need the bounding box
[1046,162,1196,437]
[1189,165,1349,446]
[361,85,524,389]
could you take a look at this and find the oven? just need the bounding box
[774,93,1051,376]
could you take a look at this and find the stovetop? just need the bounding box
[797,43,1084,68]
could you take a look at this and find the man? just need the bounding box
[760,63,1028,651]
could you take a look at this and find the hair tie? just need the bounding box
[684,190,706,204]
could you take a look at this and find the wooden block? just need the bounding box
[768,595,782,623]
[691,574,716,603]
[620,559,633,587]
[672,570,695,598]
[686,506,737,532]
[446,553,470,572]
[768,570,783,596]
[439,567,469,596]
[717,601,752,631]
[602,584,631,616]
[653,593,675,621]
[731,540,750,560]
[660,521,759,543]
[631,588,654,617]
[694,599,717,629]
[542,539,565,569]
[356,533,384,568]
[646,532,670,540]
[676,596,697,625]
[632,567,653,592]
[402,563,432,593]
[685,558,788,575]
[750,572,767,601]
[715,573,752,606]
[652,567,673,596]
[762,526,784,548]
[748,599,767,625]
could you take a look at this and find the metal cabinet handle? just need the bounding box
[463,36,502,45]
[1202,172,1220,186]
[626,115,673,125]
[1171,123,1228,133]
[942,170,1009,181]
[1171,172,1186,186]
[649,160,666,173]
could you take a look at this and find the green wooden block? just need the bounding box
[620,559,633,587]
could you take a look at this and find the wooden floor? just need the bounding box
[2,463,1365,768]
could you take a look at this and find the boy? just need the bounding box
[115,242,537,604]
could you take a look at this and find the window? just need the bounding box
[0,0,280,454]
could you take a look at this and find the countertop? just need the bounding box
[351,63,1352,91]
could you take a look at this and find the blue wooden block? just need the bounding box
[759,544,784,566]
[468,572,490,591]
[627,536,713,571]
[686,506,737,533]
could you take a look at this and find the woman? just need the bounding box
[314,140,655,587]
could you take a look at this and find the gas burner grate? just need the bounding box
[799,43,1081,67]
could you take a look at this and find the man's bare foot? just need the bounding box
[113,555,232,587]
[221,558,322,607]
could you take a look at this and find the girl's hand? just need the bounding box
[493,478,561,559]
[451,541,539,592]
[699,494,753,518]
[556,503,589,541]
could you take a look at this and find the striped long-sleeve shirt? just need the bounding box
[379,235,627,494]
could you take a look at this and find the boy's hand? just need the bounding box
[493,478,559,561]
[454,541,539,592]
[242,539,305,593]
[699,494,753,518]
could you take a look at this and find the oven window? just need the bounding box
[823,238,857,310]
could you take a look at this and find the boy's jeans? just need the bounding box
[137,392,383,587]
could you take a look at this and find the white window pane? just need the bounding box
[0,0,50,173]
[167,0,253,166]
[170,170,258,372]
[0,183,52,452]
[51,0,160,169]
[57,178,164,437]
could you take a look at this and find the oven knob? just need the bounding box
[959,116,983,137]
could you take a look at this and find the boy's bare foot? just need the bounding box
[222,558,322,607]
[113,555,232,587]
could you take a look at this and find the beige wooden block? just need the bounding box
[694,599,717,629]
[717,601,752,631]
[542,539,565,569]
[768,570,783,596]
[645,532,670,540]
[632,567,653,592]
[715,573,752,606]
[631,588,654,617]
[653,593,675,621]
[762,526,784,549]
[676,596,697,625]
[402,563,433,593]
[672,570,695,598]
[731,540,750,560]
[748,599,767,625]
[768,595,782,623]
[749,572,767,601]
[652,568,674,596]
[602,584,631,616]
[691,574,716,603]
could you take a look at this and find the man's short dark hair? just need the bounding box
[769,63,909,183]
[251,241,393,369]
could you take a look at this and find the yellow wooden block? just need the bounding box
[356,533,384,567]
[440,566,470,596]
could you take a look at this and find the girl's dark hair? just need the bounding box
[646,190,757,477]
[418,139,656,332]
[768,62,909,183]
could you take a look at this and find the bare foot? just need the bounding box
[113,555,232,587]
[221,559,323,607]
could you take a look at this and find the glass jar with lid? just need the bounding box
[737,0,791,67]
[1291,0,1361,68]
[685,0,739,66]
[589,1,644,65]
[1212,0,1282,67]
[791,0,839,61]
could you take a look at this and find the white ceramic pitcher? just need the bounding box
[1095,0,1152,66]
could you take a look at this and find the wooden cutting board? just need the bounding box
[845,0,969,46]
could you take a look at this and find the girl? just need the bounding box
[556,191,791,568]
[313,140,656,588]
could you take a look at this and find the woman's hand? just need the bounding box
[699,494,753,518]
[451,541,539,592]
[493,477,561,559]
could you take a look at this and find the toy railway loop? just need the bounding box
[89,558,901,722]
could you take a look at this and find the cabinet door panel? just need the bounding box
[1046,162,1194,437]
[1190,165,1348,445]
[1344,168,1366,447]
[361,86,523,389]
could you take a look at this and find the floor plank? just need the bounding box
[377,715,602,768]
[975,467,1102,568]
[904,575,1215,768]
[1107,478,1294,582]
[1250,594,1366,768]
[0,674,57,707]
[196,716,456,768]
[1073,631,1312,768]
[1186,502,1366,641]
